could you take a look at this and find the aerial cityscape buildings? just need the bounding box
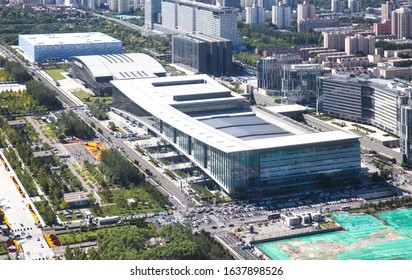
[6,0,412,263]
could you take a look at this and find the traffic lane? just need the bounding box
[79,114,191,206]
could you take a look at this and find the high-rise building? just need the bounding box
[110,0,118,12]
[297,0,315,22]
[282,64,325,105]
[391,7,412,39]
[257,54,302,90]
[344,34,375,55]
[161,0,242,48]
[348,0,360,13]
[331,0,344,13]
[246,2,265,25]
[323,31,353,51]
[381,1,395,21]
[145,0,162,29]
[118,0,130,13]
[272,0,291,29]
[172,34,233,75]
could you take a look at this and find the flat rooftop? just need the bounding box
[19,32,121,46]
[199,115,291,141]
[111,75,359,152]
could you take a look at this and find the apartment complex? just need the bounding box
[272,1,291,29]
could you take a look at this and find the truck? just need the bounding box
[98,216,120,225]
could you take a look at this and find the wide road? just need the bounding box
[0,43,79,108]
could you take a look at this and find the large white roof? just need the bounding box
[111,75,359,153]
[19,32,120,45]
[73,53,166,79]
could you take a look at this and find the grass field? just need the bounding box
[45,69,66,80]
[57,230,99,245]
[193,185,215,201]
[72,89,112,106]
[93,187,167,217]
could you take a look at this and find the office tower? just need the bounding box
[282,64,324,104]
[272,0,291,29]
[172,34,233,75]
[391,7,412,39]
[257,54,302,90]
[331,0,344,13]
[161,0,242,48]
[246,1,265,25]
[297,0,315,22]
[344,34,375,55]
[145,0,162,29]
[318,75,412,163]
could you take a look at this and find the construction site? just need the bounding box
[257,208,412,260]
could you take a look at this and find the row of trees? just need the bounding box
[99,149,143,187]
[56,111,95,139]
[0,118,82,216]
[238,22,322,50]
[65,224,233,260]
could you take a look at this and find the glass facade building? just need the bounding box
[317,75,412,162]
[19,33,123,62]
[112,75,360,197]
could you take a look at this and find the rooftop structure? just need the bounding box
[112,74,360,197]
[71,53,166,95]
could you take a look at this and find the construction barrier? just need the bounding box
[44,234,61,248]
[26,204,39,225]
[0,154,9,171]
[10,176,25,198]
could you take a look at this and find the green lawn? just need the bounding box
[45,68,66,80]
[57,230,99,245]
[0,242,8,255]
[350,129,368,137]
[192,185,215,201]
[72,89,112,106]
[93,187,167,217]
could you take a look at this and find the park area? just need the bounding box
[257,208,412,260]
[72,89,112,106]
[92,186,168,217]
